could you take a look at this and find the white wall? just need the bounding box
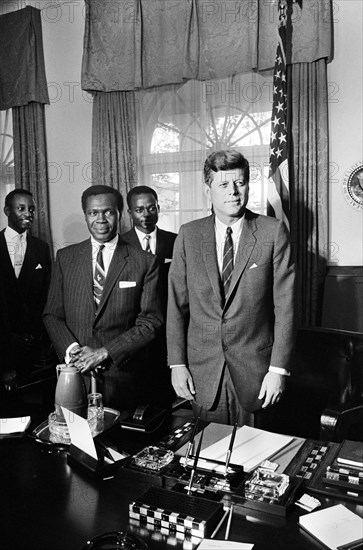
[41,1,92,254]
[328,0,363,266]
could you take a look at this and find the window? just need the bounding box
[0,110,15,227]
[137,74,273,232]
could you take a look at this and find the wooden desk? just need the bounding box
[1,418,362,550]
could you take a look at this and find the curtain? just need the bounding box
[0,6,52,250]
[12,103,53,248]
[288,59,329,327]
[92,91,138,232]
[0,6,49,110]
[82,0,332,92]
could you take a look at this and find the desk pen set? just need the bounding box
[127,418,301,536]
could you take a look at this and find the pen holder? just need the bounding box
[67,441,129,479]
[163,456,246,500]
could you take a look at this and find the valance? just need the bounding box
[81,0,333,92]
[0,6,49,110]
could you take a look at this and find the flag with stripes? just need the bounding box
[267,1,290,229]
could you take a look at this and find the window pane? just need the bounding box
[0,110,15,228]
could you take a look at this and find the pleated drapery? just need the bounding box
[12,103,53,250]
[81,0,333,92]
[288,59,329,327]
[92,91,138,233]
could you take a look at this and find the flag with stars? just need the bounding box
[267,1,290,229]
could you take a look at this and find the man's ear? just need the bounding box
[204,184,211,200]
[4,205,9,218]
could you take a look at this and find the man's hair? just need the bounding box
[203,150,250,187]
[81,185,123,214]
[126,185,158,208]
[5,188,33,208]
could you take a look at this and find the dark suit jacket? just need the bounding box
[43,236,163,411]
[167,210,297,413]
[0,229,52,375]
[120,227,177,407]
[121,226,177,307]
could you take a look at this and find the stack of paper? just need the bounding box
[200,425,293,472]
[299,504,363,550]
[0,416,31,436]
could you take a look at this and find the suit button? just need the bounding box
[222,319,227,324]
[223,344,228,351]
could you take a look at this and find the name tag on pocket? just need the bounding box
[119,281,136,288]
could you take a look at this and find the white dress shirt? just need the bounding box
[134,226,157,254]
[4,226,27,277]
[91,234,119,277]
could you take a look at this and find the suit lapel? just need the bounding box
[155,227,167,258]
[18,235,37,294]
[95,237,129,320]
[126,228,141,249]
[0,230,16,283]
[201,216,224,307]
[224,210,257,308]
[77,239,94,308]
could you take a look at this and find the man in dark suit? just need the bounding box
[0,189,52,390]
[167,150,296,427]
[43,185,163,412]
[121,185,177,408]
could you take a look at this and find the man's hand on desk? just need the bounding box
[71,345,109,373]
[171,365,196,401]
[258,371,286,408]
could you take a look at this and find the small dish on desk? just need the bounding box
[32,407,124,446]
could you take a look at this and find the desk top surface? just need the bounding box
[1,414,362,550]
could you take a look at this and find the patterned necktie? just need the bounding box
[93,245,105,307]
[144,235,152,253]
[222,227,234,299]
[14,233,24,278]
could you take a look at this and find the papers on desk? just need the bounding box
[198,540,254,549]
[0,416,30,436]
[200,425,293,472]
[61,406,98,460]
[299,504,363,550]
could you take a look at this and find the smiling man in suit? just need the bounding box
[121,185,177,408]
[43,185,163,412]
[0,189,52,390]
[167,150,296,427]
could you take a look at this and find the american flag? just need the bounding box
[267,0,290,229]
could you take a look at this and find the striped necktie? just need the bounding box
[93,244,105,307]
[222,227,234,300]
[144,235,152,253]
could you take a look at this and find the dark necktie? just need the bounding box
[93,245,105,307]
[222,227,234,299]
[144,235,152,253]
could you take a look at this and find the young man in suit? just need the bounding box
[0,189,52,391]
[122,185,176,267]
[167,150,296,427]
[43,185,163,412]
[121,185,177,408]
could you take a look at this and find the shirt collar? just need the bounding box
[5,226,27,240]
[90,234,119,252]
[134,226,157,241]
[214,215,244,239]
